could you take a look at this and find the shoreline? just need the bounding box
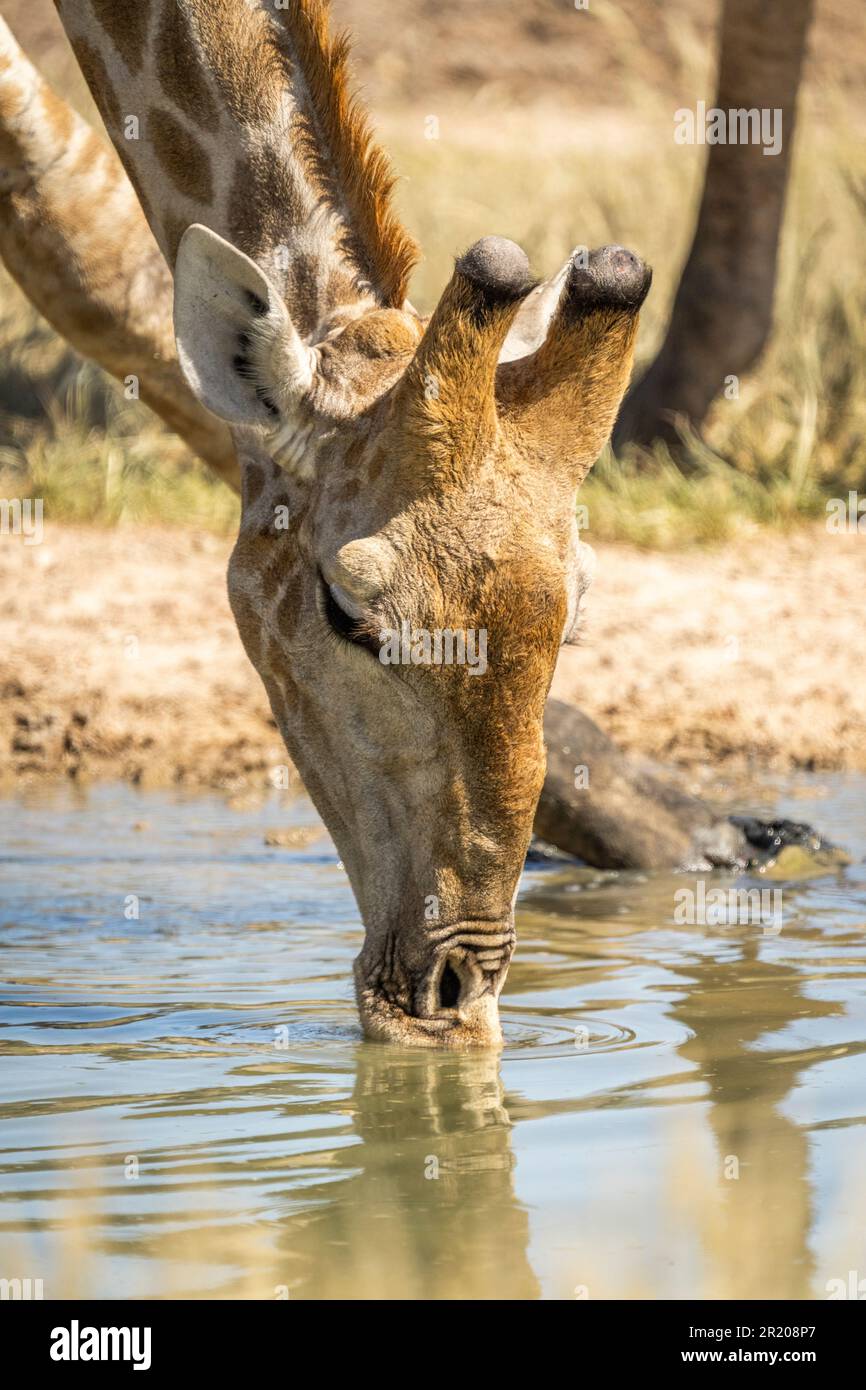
[2,523,864,793]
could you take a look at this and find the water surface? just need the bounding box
[1,779,865,1299]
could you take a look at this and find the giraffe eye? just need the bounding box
[319,575,382,658]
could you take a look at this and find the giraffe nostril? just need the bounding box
[432,935,514,1016]
[438,961,461,1010]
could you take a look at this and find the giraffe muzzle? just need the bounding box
[355,918,516,1049]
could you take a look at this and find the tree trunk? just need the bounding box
[535,700,743,869]
[537,700,834,871]
[613,0,815,453]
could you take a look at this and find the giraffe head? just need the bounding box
[45,0,649,1045]
[174,227,650,1047]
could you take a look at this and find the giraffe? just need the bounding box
[8,0,649,1047]
[0,16,237,488]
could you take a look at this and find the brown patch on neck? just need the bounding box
[92,0,152,77]
[155,0,221,130]
[0,79,22,129]
[273,0,418,306]
[183,0,284,126]
[40,84,75,147]
[227,148,310,296]
[73,39,122,132]
[283,251,326,340]
[149,106,214,205]
[243,462,267,510]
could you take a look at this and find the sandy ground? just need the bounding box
[553,526,866,774]
[1,523,864,792]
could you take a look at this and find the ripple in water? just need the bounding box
[501,1010,636,1057]
[2,778,866,1299]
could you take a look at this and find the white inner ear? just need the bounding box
[173,223,315,427]
[498,256,571,363]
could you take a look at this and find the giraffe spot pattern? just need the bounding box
[92,0,152,77]
[40,84,76,146]
[185,0,284,126]
[242,464,266,510]
[74,39,122,132]
[227,148,310,304]
[156,1,220,130]
[118,151,155,227]
[149,105,214,205]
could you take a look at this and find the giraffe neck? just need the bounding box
[54,0,417,340]
[0,14,237,487]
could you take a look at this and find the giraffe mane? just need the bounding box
[273,0,419,308]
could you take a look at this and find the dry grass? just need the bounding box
[0,295,239,532]
[0,91,864,547]
[390,98,866,548]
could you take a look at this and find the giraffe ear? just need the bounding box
[173,224,316,427]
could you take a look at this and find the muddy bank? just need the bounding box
[1,524,864,792]
[551,526,866,776]
[0,527,291,793]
